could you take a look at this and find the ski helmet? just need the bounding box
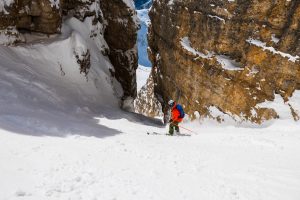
[168,99,175,107]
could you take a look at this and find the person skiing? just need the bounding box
[167,99,185,135]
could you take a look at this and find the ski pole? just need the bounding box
[170,122,198,134]
[178,125,198,134]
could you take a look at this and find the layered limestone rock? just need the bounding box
[0,0,61,35]
[0,0,138,104]
[101,0,139,101]
[149,0,300,123]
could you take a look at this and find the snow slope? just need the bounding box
[136,64,151,91]
[1,117,300,200]
[0,17,123,136]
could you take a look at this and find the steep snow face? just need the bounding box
[136,65,151,91]
[135,0,152,67]
[1,114,300,200]
[0,17,122,136]
[137,9,152,67]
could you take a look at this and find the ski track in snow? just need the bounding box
[1,118,300,200]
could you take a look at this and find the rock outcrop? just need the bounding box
[101,0,139,100]
[134,72,163,118]
[0,0,61,34]
[149,0,300,123]
[0,0,138,104]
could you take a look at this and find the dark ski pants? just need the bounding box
[169,121,179,135]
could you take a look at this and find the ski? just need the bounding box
[147,132,165,135]
[147,132,191,137]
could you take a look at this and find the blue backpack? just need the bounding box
[176,104,185,118]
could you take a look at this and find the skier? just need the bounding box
[167,99,185,135]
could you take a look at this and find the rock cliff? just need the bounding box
[0,0,138,103]
[148,0,300,123]
[134,72,163,117]
[0,0,61,36]
[101,0,138,100]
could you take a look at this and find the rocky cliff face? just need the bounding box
[0,0,138,103]
[134,72,163,117]
[101,0,138,100]
[0,0,61,35]
[148,0,300,123]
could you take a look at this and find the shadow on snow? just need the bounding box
[0,106,164,138]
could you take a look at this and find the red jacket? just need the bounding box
[171,104,183,122]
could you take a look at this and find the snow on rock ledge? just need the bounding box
[247,38,300,63]
[0,0,14,14]
[180,37,243,71]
